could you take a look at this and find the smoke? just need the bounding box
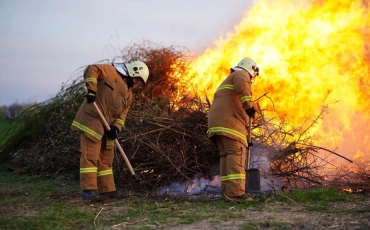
[251,146,284,192]
[157,145,285,195]
[157,175,221,195]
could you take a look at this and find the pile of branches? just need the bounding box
[0,41,218,191]
[116,108,219,192]
[249,103,367,192]
[1,40,368,193]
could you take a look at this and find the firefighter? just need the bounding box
[207,57,258,201]
[71,61,149,201]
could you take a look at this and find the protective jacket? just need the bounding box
[207,69,253,147]
[71,64,132,142]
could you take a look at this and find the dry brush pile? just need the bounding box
[0,41,218,192]
[1,40,368,194]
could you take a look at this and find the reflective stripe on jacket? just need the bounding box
[207,70,253,146]
[71,64,133,141]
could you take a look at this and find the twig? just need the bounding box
[204,185,219,191]
[121,128,165,141]
[274,172,322,184]
[257,102,278,146]
[298,143,353,163]
[93,207,104,227]
[138,137,194,182]
[142,120,192,137]
[254,92,269,102]
[111,218,148,227]
[154,220,162,227]
[206,95,211,108]
[278,194,297,204]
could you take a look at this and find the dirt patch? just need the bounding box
[164,200,370,230]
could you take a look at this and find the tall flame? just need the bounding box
[187,0,370,163]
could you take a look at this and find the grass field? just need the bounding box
[0,120,14,149]
[1,165,370,230]
[0,120,12,135]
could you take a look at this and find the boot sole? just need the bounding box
[223,193,252,202]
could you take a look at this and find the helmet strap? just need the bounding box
[125,76,134,88]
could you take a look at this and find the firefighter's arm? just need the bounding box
[112,93,133,131]
[233,73,253,110]
[83,65,102,93]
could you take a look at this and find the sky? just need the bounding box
[0,0,252,106]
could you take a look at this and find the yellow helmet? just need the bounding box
[124,61,149,83]
[235,57,259,77]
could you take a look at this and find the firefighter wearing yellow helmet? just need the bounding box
[71,60,149,202]
[207,57,259,201]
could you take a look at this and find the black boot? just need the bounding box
[96,191,126,201]
[81,190,97,201]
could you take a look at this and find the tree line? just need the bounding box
[0,102,34,120]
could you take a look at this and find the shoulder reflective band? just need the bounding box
[85,77,97,83]
[240,95,252,103]
[217,84,234,91]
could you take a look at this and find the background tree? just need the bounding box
[0,106,6,120]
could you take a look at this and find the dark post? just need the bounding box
[246,168,260,192]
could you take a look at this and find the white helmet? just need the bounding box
[124,61,149,83]
[235,57,259,77]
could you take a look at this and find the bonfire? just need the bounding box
[0,39,366,196]
[2,0,370,195]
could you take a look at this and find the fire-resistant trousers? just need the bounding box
[79,133,116,193]
[215,135,246,197]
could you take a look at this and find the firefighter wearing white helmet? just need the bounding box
[71,60,150,202]
[113,61,149,86]
[234,57,259,79]
[207,57,258,201]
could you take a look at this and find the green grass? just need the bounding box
[0,120,11,132]
[285,188,349,202]
[0,119,23,160]
[0,120,13,147]
[0,120,25,162]
[0,167,369,229]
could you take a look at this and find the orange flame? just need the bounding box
[185,0,370,163]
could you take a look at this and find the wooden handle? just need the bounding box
[84,87,135,175]
[246,117,253,170]
[92,102,135,175]
[247,117,252,144]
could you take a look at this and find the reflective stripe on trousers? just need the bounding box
[79,133,116,193]
[215,135,246,197]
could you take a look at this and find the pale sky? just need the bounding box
[0,0,252,106]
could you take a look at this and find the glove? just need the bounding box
[85,89,96,104]
[248,141,253,147]
[106,125,119,139]
[245,107,256,118]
